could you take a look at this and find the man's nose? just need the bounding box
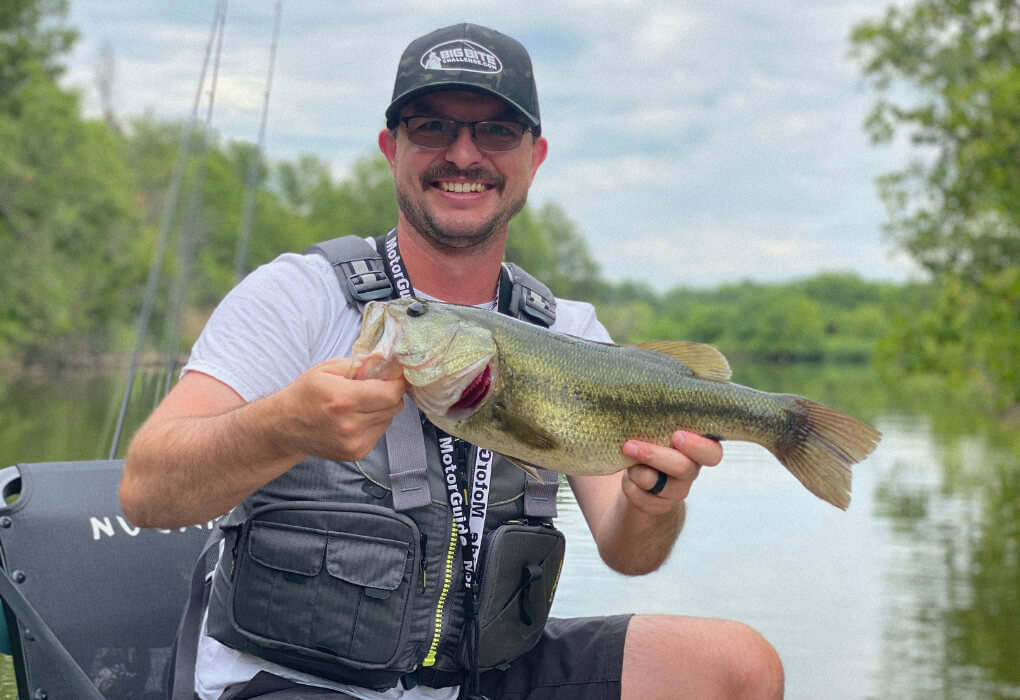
[445,124,485,169]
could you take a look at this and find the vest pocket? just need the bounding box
[228,502,420,669]
[465,522,566,669]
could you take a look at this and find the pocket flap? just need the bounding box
[248,522,326,577]
[326,532,409,591]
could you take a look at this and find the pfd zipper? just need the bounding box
[422,514,458,667]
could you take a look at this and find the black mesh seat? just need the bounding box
[0,460,213,699]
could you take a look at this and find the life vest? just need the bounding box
[203,234,566,691]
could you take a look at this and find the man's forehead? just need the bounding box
[401,90,519,118]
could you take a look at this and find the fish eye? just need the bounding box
[407,301,428,317]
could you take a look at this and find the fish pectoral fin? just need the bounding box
[506,457,547,482]
[493,404,560,450]
[635,341,732,382]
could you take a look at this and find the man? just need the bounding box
[121,24,783,700]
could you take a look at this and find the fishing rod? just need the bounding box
[108,0,229,459]
[235,0,282,281]
[160,1,229,397]
[109,0,282,456]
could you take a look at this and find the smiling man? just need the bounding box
[121,24,783,700]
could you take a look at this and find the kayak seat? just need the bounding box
[0,460,214,699]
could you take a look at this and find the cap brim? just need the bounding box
[385,82,540,130]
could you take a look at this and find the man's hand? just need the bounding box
[620,431,722,515]
[121,359,407,528]
[273,358,407,462]
[569,431,723,576]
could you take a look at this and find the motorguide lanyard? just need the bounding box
[374,230,493,589]
[436,433,493,589]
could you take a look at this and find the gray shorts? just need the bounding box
[218,615,632,700]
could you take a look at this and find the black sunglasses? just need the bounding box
[400,117,531,152]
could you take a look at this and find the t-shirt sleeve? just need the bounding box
[550,298,613,344]
[183,253,355,401]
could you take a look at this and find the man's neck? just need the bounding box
[395,225,505,305]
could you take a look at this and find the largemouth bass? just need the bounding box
[352,298,881,509]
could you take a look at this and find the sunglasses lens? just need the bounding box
[403,118,526,151]
[475,122,525,151]
[405,118,456,148]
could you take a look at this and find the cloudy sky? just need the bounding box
[63,0,922,291]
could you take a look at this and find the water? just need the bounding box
[1,364,1017,699]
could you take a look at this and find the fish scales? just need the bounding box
[352,298,882,509]
[475,323,783,469]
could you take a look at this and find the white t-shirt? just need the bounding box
[183,247,611,700]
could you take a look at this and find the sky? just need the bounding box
[62,0,924,291]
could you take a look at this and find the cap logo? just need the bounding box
[420,39,503,74]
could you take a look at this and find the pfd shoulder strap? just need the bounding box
[499,262,557,327]
[305,235,393,311]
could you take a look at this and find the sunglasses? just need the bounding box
[400,116,531,152]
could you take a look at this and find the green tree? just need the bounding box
[851,0,1020,406]
[0,0,76,103]
[506,201,604,301]
[0,0,146,362]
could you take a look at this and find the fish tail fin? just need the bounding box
[773,397,882,510]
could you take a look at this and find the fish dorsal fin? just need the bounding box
[636,341,732,382]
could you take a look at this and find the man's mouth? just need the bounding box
[437,181,492,193]
[422,167,503,194]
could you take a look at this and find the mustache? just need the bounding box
[420,166,505,189]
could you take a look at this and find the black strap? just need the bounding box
[499,262,556,326]
[170,526,224,700]
[0,566,105,700]
[305,234,395,310]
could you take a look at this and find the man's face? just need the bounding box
[379,90,548,251]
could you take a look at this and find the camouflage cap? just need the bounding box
[385,24,541,136]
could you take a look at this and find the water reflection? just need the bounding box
[872,415,1020,699]
[0,365,1017,698]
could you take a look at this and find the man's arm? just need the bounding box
[119,358,406,529]
[569,431,722,576]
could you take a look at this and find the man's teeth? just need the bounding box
[439,182,489,193]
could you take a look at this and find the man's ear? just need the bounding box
[379,129,397,172]
[530,135,548,180]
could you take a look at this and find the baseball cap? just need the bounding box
[385,23,541,136]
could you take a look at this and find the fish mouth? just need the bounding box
[450,364,491,411]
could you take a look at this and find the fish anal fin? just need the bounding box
[506,457,546,482]
[636,341,732,382]
[493,404,559,450]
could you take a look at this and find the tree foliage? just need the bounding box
[0,0,145,361]
[0,0,926,374]
[851,0,1020,406]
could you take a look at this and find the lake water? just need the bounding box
[1,364,1017,699]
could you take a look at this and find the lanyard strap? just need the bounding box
[379,228,414,299]
[435,430,493,589]
[374,230,493,589]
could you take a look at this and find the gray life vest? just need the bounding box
[204,235,565,691]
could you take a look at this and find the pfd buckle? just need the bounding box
[510,285,556,326]
[339,258,392,302]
